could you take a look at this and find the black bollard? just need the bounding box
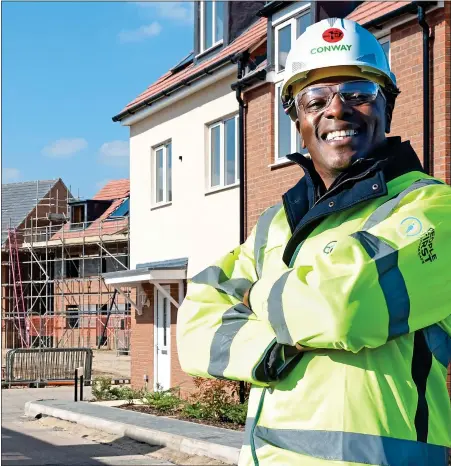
[74,368,78,402]
[80,374,84,402]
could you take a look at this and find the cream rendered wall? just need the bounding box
[129,73,240,278]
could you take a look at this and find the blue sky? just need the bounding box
[2,1,194,197]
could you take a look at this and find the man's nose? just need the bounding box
[323,93,352,119]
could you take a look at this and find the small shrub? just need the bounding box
[92,376,114,401]
[187,378,248,424]
[92,377,144,403]
[219,401,248,425]
[182,402,208,420]
[143,388,182,413]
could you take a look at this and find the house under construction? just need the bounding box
[1,178,131,352]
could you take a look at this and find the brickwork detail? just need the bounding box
[131,281,194,394]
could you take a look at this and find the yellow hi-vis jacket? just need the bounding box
[177,138,451,466]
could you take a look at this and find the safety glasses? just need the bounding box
[296,80,384,114]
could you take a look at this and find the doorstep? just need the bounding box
[24,399,243,465]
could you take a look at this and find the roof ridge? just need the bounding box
[2,178,59,187]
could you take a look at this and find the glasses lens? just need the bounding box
[340,81,378,105]
[299,81,379,113]
[300,87,330,113]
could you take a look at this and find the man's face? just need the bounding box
[296,77,391,185]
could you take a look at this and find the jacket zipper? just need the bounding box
[285,164,383,265]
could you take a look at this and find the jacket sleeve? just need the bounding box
[176,226,289,386]
[249,183,451,353]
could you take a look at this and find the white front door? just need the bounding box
[154,286,171,391]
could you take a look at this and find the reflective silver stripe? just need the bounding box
[267,271,293,345]
[363,179,443,231]
[191,266,252,301]
[242,416,255,446]
[253,427,448,465]
[207,303,252,378]
[351,231,410,339]
[254,204,282,278]
[423,324,451,368]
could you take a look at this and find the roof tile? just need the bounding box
[347,1,411,24]
[1,179,62,244]
[51,179,130,241]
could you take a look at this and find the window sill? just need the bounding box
[196,41,223,60]
[205,182,240,196]
[269,158,295,170]
[151,202,172,211]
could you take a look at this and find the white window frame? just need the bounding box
[379,35,391,66]
[274,4,310,74]
[199,1,224,54]
[275,82,301,162]
[207,115,239,191]
[152,141,172,207]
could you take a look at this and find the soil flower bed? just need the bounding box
[92,376,249,431]
[118,403,245,431]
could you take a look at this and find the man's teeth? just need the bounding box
[325,130,359,141]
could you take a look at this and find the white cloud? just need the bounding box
[100,140,129,158]
[99,140,129,167]
[118,22,162,43]
[42,138,88,158]
[135,2,194,24]
[2,168,21,183]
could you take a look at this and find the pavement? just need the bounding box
[1,387,172,465]
[23,396,243,464]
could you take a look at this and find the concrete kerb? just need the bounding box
[24,401,240,465]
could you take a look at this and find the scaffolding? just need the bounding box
[1,183,132,354]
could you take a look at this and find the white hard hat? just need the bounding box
[281,18,398,120]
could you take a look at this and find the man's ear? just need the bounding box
[296,119,306,149]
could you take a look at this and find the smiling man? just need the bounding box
[177,18,451,466]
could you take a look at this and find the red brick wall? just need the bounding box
[130,283,154,390]
[130,281,194,394]
[390,7,451,183]
[244,82,302,234]
[170,281,195,396]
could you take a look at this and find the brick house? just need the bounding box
[106,0,450,395]
[238,0,450,390]
[1,179,130,351]
[105,1,267,393]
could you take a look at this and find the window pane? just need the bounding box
[156,148,164,202]
[297,12,310,38]
[166,143,172,202]
[214,1,224,43]
[381,40,390,64]
[224,118,236,185]
[277,24,291,72]
[278,90,291,159]
[204,1,213,50]
[210,126,221,187]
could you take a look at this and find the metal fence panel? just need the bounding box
[4,348,92,383]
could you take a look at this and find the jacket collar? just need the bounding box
[282,137,425,232]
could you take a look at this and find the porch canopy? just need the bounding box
[102,258,188,315]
